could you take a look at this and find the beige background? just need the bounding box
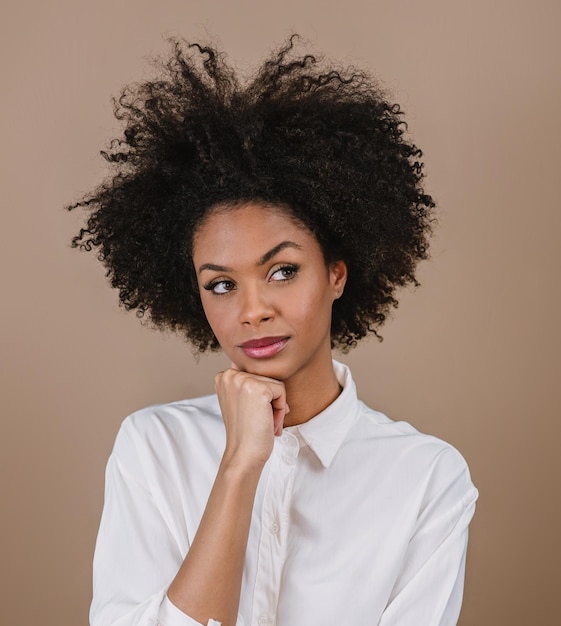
[2,1,560,624]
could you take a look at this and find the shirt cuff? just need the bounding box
[158,594,222,626]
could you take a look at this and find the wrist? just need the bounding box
[219,452,266,482]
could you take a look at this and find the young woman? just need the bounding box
[70,37,478,626]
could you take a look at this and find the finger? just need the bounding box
[272,406,284,436]
[271,394,289,436]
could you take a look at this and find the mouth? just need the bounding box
[238,336,290,359]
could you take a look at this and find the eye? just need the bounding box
[203,279,236,295]
[269,264,299,282]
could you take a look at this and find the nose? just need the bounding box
[238,283,274,326]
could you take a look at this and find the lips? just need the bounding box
[238,336,289,359]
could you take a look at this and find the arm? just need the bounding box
[379,449,478,626]
[165,453,261,624]
[167,368,287,625]
[91,450,182,626]
[91,367,287,626]
[92,439,265,626]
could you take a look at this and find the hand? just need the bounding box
[214,364,289,469]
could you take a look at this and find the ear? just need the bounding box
[329,259,348,300]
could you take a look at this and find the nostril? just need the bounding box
[243,315,271,325]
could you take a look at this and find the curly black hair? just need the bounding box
[68,35,435,352]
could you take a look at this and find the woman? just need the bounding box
[70,37,478,626]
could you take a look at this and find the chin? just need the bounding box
[235,355,292,380]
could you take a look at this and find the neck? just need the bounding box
[282,358,342,427]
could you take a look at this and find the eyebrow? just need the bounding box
[197,240,303,274]
[258,241,302,265]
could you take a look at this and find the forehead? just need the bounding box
[192,203,320,261]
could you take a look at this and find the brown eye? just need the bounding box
[204,280,236,295]
[270,264,299,282]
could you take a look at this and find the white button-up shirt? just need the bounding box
[91,361,478,626]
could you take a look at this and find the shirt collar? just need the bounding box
[285,360,360,468]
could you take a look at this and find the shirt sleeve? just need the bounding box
[90,422,224,626]
[378,447,478,626]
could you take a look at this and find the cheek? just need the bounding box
[199,295,229,338]
[290,284,334,330]
[203,311,235,355]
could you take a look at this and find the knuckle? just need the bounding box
[241,377,261,394]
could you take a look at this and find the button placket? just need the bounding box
[281,431,298,467]
[251,435,299,626]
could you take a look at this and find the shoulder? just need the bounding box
[111,393,225,468]
[352,401,477,506]
[124,393,222,430]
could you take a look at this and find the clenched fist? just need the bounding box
[215,365,290,469]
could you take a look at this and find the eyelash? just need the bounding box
[270,263,299,282]
[203,264,300,295]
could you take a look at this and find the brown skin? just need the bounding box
[167,203,347,625]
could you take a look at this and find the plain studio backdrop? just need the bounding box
[1,1,560,624]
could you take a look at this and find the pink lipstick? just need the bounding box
[239,336,289,359]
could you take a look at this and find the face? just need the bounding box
[192,203,347,386]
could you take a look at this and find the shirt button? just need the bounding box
[258,616,270,626]
[270,522,279,534]
[280,434,289,444]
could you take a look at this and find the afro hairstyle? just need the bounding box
[68,35,435,352]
